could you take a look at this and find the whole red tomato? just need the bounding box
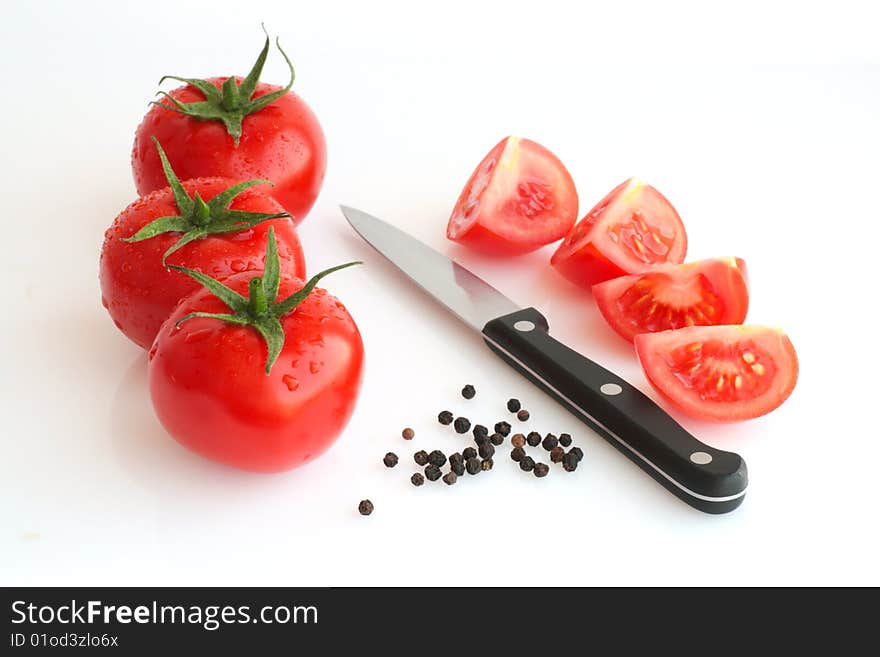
[148,232,364,472]
[131,34,326,224]
[101,141,306,349]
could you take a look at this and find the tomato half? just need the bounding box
[593,257,749,342]
[132,78,326,225]
[100,178,306,349]
[446,137,578,255]
[148,273,364,472]
[635,325,798,422]
[551,178,687,287]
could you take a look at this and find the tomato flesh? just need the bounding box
[593,257,749,342]
[551,178,687,287]
[148,274,364,472]
[635,325,798,422]
[132,78,326,224]
[447,137,578,255]
[100,178,306,349]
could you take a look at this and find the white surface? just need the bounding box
[2,0,878,586]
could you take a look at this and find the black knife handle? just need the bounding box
[482,308,747,514]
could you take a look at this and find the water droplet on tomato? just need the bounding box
[230,259,247,273]
[309,361,321,374]
[184,328,212,343]
[121,262,132,273]
[282,374,299,391]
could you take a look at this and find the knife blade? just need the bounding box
[341,205,748,514]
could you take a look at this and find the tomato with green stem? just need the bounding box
[101,138,305,349]
[593,257,749,342]
[635,325,798,422]
[552,178,687,287]
[132,29,326,224]
[149,227,363,472]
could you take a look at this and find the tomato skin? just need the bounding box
[447,137,578,255]
[100,178,306,349]
[148,274,364,472]
[593,257,750,342]
[132,78,326,224]
[551,178,687,288]
[635,325,798,422]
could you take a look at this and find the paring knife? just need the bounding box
[340,206,747,514]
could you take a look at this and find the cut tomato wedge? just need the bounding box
[635,325,798,422]
[551,177,687,287]
[447,136,578,255]
[593,257,749,342]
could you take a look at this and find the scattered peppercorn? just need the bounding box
[481,458,494,471]
[562,453,579,472]
[507,398,521,413]
[443,471,458,485]
[490,432,504,446]
[474,434,489,447]
[438,411,453,425]
[358,500,374,516]
[559,433,572,447]
[425,464,442,481]
[533,462,550,478]
[454,417,471,434]
[550,446,565,463]
[569,447,584,462]
[520,456,535,472]
[526,432,542,447]
[449,453,465,477]
[478,442,495,460]
[473,424,489,440]
[510,446,526,462]
[411,473,425,486]
[383,452,399,467]
[461,384,476,399]
[414,450,429,466]
[542,434,558,451]
[511,433,526,448]
[494,421,511,436]
[462,447,477,461]
[516,409,530,422]
[466,457,482,475]
[428,450,447,467]
[402,427,415,440]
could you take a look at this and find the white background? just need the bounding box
[2,0,878,586]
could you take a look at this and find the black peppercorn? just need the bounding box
[570,447,584,462]
[461,384,476,399]
[510,446,526,462]
[562,453,579,472]
[526,431,542,447]
[428,450,447,467]
[516,409,530,422]
[542,434,558,451]
[511,433,526,448]
[425,464,442,481]
[402,427,415,440]
[490,432,504,446]
[465,457,482,475]
[494,421,511,436]
[449,452,465,476]
[533,462,550,478]
[481,458,494,471]
[550,446,565,463]
[559,433,572,447]
[507,398,521,413]
[443,471,458,485]
[411,473,425,486]
[462,447,477,461]
[473,424,489,440]
[438,411,453,425]
[474,434,489,447]
[383,452,399,467]
[519,456,535,472]
[478,442,495,460]
[358,500,373,515]
[414,450,429,466]
[454,417,471,434]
